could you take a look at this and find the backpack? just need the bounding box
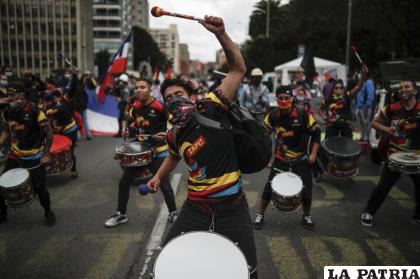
[173,104,272,174]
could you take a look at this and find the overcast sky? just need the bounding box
[148,0,289,63]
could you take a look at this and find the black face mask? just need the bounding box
[166,96,195,127]
[401,93,415,102]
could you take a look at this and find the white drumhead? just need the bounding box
[272,172,303,197]
[154,231,249,279]
[0,168,30,188]
[390,152,420,165]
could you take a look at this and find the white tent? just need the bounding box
[274,57,347,86]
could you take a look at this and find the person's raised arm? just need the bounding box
[348,64,368,100]
[200,16,246,102]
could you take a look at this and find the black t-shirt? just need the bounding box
[323,92,352,126]
[46,98,76,134]
[2,102,49,158]
[381,101,420,153]
[265,106,317,162]
[127,98,168,156]
[167,92,242,202]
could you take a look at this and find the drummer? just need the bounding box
[254,86,321,230]
[320,65,369,139]
[44,89,78,179]
[361,79,420,226]
[104,78,177,227]
[148,16,259,279]
[0,81,56,226]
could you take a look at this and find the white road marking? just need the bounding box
[139,173,182,279]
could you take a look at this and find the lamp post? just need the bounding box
[345,0,353,66]
[266,0,271,38]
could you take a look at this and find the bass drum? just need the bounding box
[0,168,34,208]
[271,172,303,212]
[115,142,153,167]
[152,231,250,279]
[320,136,361,178]
[46,135,73,176]
[388,152,420,174]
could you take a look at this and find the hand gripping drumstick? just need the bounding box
[58,52,78,72]
[151,6,205,22]
[351,46,364,65]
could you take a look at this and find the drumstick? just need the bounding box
[272,167,284,173]
[151,6,206,22]
[351,46,364,65]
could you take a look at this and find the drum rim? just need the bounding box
[271,172,303,197]
[389,152,420,165]
[115,142,153,156]
[321,137,362,159]
[152,230,250,278]
[0,168,30,188]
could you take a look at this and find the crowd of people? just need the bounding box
[0,15,419,279]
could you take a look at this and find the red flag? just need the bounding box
[165,64,172,80]
[97,33,132,103]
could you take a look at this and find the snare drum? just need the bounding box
[46,135,73,176]
[320,136,361,178]
[271,172,303,212]
[115,142,153,167]
[0,168,34,208]
[388,152,420,174]
[152,231,250,279]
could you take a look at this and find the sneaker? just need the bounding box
[71,170,78,179]
[86,136,92,141]
[361,212,374,227]
[253,213,264,230]
[411,215,420,225]
[302,215,315,230]
[105,212,127,227]
[168,211,178,222]
[45,211,56,227]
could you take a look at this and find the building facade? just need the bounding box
[131,0,149,29]
[93,0,130,54]
[179,43,189,76]
[150,24,180,75]
[0,0,94,77]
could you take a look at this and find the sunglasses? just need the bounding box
[334,86,344,90]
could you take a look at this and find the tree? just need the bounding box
[132,26,167,72]
[94,49,110,80]
[243,0,420,75]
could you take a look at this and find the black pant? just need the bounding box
[365,162,420,216]
[116,100,127,135]
[262,159,313,215]
[0,157,52,215]
[117,157,176,214]
[163,195,258,279]
[63,130,77,172]
[325,124,353,139]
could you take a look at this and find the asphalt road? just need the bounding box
[0,135,419,279]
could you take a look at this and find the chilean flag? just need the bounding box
[97,32,132,103]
